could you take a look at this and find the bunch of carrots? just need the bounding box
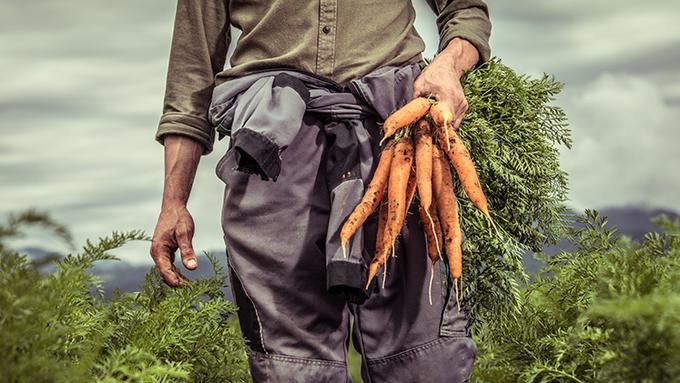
[340,96,496,306]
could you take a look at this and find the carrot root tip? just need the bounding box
[382,259,388,289]
[425,209,441,259]
[454,278,461,313]
[366,263,379,290]
[444,118,451,152]
[487,213,500,237]
[428,266,434,306]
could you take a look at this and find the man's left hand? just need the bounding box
[412,38,480,129]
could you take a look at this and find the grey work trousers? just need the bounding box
[216,112,476,383]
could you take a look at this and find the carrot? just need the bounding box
[340,141,396,257]
[405,167,417,211]
[429,203,444,261]
[432,144,463,311]
[414,119,434,210]
[374,201,389,262]
[437,124,497,233]
[430,102,454,151]
[380,97,431,145]
[414,118,440,258]
[419,203,443,305]
[366,137,414,289]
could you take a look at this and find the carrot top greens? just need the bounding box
[450,57,571,331]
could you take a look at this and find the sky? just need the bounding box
[1,0,679,264]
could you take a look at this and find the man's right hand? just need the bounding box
[150,204,198,287]
[149,134,204,287]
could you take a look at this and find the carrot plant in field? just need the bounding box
[0,210,250,383]
[473,210,680,383]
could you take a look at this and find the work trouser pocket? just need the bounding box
[438,269,473,337]
[215,140,237,185]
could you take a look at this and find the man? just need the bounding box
[151,1,490,381]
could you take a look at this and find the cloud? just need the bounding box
[487,0,680,90]
[560,72,680,211]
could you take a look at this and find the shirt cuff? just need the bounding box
[438,18,491,66]
[155,112,215,155]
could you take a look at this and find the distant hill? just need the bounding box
[524,206,680,273]
[20,206,680,299]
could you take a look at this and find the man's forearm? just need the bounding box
[437,37,480,79]
[161,135,203,209]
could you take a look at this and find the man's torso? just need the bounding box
[218,0,427,85]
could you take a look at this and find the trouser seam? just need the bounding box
[353,307,374,383]
[366,336,462,366]
[249,350,346,367]
[227,249,268,354]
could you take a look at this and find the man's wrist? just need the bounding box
[438,38,480,79]
[161,199,187,211]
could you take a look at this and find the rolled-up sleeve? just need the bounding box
[156,0,230,155]
[425,0,492,65]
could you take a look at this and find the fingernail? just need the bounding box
[187,259,197,268]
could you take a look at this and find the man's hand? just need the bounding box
[412,38,480,129]
[150,134,203,287]
[150,204,197,287]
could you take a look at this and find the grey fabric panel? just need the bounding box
[307,90,373,120]
[365,336,477,383]
[209,73,260,128]
[325,178,368,301]
[231,76,307,150]
[349,119,377,186]
[248,351,350,383]
[349,64,423,120]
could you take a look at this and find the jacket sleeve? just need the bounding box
[155,0,231,155]
[424,0,492,65]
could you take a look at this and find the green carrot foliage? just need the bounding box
[453,58,571,329]
[0,211,251,383]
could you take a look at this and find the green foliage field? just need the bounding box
[3,209,678,382]
[0,210,250,383]
[473,210,680,383]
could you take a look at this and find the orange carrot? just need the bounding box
[429,203,444,260]
[437,124,496,232]
[366,137,414,288]
[374,201,389,261]
[414,118,440,257]
[430,102,454,151]
[380,97,431,145]
[432,144,463,310]
[419,204,440,266]
[414,119,434,211]
[419,203,443,305]
[405,167,417,211]
[340,141,396,257]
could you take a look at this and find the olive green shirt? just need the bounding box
[156,0,491,154]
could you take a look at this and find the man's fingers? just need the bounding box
[150,242,182,287]
[454,114,465,130]
[176,225,198,270]
[453,100,468,130]
[412,85,424,100]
